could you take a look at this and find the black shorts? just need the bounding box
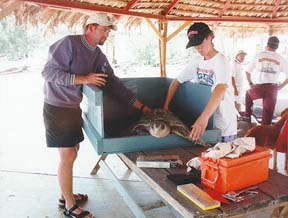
[43,103,84,148]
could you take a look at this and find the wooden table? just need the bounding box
[117,146,288,218]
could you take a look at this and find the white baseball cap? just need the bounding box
[86,13,117,30]
[236,50,247,57]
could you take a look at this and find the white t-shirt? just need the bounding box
[231,59,245,89]
[246,51,288,84]
[231,59,246,102]
[177,53,237,137]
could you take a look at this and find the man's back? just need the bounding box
[247,50,288,84]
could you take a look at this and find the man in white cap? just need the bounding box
[42,13,151,218]
[243,36,288,125]
[231,50,247,112]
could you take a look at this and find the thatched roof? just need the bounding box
[1,0,288,34]
[1,0,287,76]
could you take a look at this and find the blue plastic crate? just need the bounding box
[82,77,221,154]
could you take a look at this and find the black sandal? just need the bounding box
[63,204,94,218]
[59,193,88,209]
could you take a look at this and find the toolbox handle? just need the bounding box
[201,166,219,184]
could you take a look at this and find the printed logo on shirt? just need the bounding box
[197,67,215,86]
[259,58,280,65]
[258,58,279,75]
[101,62,108,73]
[100,62,113,75]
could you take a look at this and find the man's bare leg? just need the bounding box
[57,145,94,217]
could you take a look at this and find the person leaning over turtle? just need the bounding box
[42,13,151,218]
[163,22,237,143]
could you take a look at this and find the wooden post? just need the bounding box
[145,19,190,77]
[268,24,273,36]
[158,20,167,77]
[145,18,167,77]
[110,35,117,64]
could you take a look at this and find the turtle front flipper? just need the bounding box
[171,126,193,141]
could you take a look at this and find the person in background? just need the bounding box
[163,22,237,142]
[42,13,151,218]
[243,36,288,125]
[231,50,247,112]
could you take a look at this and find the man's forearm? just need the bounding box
[163,79,179,110]
[279,79,288,90]
[246,72,253,85]
[201,84,227,119]
[231,77,238,94]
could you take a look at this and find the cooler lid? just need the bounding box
[201,146,271,168]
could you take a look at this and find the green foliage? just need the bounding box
[0,16,40,60]
[126,32,159,66]
[167,32,197,64]
[119,30,196,67]
[137,41,158,66]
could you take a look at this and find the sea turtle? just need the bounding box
[132,109,192,141]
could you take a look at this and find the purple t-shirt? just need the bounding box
[42,35,136,108]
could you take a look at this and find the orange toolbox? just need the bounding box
[199,146,271,193]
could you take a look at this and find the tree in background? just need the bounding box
[0,16,40,60]
[117,29,196,67]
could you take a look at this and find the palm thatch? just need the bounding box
[1,0,288,35]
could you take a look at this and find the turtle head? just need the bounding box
[149,120,171,138]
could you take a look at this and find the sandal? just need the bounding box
[63,204,94,218]
[59,193,88,209]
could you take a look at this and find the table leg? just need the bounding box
[90,154,108,175]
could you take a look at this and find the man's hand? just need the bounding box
[75,73,108,86]
[143,106,152,113]
[189,116,209,141]
[162,105,169,111]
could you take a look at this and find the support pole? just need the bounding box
[145,18,167,77]
[145,19,190,77]
[158,20,167,77]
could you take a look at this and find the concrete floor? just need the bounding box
[0,68,286,218]
[0,68,179,218]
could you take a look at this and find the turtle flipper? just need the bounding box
[162,111,193,141]
[171,126,193,141]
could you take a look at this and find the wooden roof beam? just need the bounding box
[167,16,288,23]
[163,0,179,15]
[124,0,139,11]
[144,18,163,40]
[114,0,139,21]
[218,0,232,17]
[167,21,191,42]
[272,0,281,18]
[20,0,165,20]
